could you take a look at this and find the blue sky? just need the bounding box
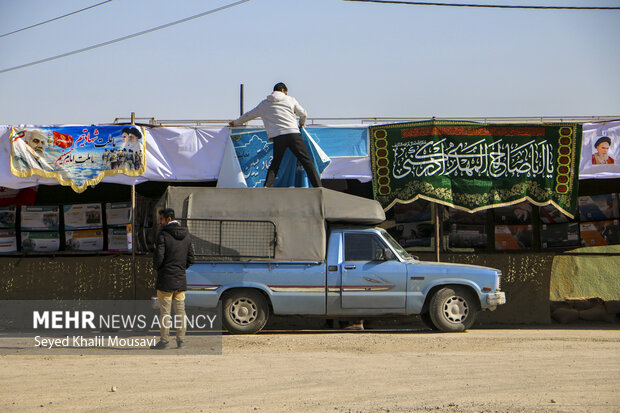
[0,0,619,125]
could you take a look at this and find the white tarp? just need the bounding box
[216,134,247,188]
[0,124,372,190]
[579,121,620,179]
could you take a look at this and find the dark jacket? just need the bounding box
[153,222,195,292]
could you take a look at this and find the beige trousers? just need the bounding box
[157,290,186,343]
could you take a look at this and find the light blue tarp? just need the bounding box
[304,127,367,157]
[230,127,336,188]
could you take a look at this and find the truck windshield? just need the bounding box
[379,229,415,261]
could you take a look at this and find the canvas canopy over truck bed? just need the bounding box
[160,187,385,263]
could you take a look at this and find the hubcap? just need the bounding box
[230,298,257,325]
[443,295,468,323]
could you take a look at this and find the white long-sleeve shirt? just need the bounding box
[232,91,307,139]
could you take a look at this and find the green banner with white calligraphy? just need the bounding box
[370,120,582,218]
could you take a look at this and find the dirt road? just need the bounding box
[1,326,619,412]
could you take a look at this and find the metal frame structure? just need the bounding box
[113,115,619,127]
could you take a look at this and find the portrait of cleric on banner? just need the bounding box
[591,136,614,165]
[579,121,620,179]
[9,125,146,193]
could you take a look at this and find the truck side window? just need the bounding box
[345,233,385,261]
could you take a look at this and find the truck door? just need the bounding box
[340,232,407,309]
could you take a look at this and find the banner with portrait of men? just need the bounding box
[370,120,582,219]
[9,125,146,193]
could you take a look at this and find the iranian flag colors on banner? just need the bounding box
[369,120,582,219]
[9,125,146,193]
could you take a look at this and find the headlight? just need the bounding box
[496,271,502,291]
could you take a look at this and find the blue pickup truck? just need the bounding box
[161,187,506,334]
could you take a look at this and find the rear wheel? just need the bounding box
[429,286,478,332]
[222,289,269,334]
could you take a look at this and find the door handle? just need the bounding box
[344,265,356,270]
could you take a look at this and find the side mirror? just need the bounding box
[383,248,396,261]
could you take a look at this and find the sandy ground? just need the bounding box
[1,325,619,413]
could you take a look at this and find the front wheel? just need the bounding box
[221,289,269,334]
[429,286,478,332]
[420,312,438,331]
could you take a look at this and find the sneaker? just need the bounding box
[177,341,186,349]
[150,340,169,350]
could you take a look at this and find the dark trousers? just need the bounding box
[264,133,322,188]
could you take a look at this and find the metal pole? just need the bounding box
[435,203,441,262]
[131,184,137,300]
[130,112,137,300]
[240,84,244,116]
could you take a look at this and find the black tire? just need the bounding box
[429,286,478,332]
[420,312,438,331]
[221,289,269,334]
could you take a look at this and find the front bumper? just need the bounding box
[486,292,506,307]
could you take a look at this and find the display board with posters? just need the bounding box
[0,206,17,228]
[578,194,618,221]
[65,230,104,252]
[579,220,620,246]
[494,225,533,250]
[0,230,17,253]
[541,222,580,249]
[448,224,487,249]
[21,232,61,252]
[494,202,533,225]
[105,202,131,226]
[393,200,432,222]
[107,227,130,252]
[388,200,434,247]
[64,204,102,230]
[390,221,433,247]
[539,204,571,224]
[20,206,59,231]
[447,207,486,224]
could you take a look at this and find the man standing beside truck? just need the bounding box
[151,208,195,349]
[229,82,322,187]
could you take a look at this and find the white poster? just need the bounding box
[65,229,104,251]
[64,203,102,230]
[21,206,59,230]
[106,202,131,226]
[107,227,129,252]
[0,229,17,253]
[580,121,620,179]
[21,231,61,252]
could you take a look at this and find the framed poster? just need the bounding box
[64,203,102,230]
[21,232,60,252]
[21,206,59,231]
[495,225,533,250]
[65,229,104,251]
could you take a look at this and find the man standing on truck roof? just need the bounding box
[229,82,322,188]
[151,208,195,349]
